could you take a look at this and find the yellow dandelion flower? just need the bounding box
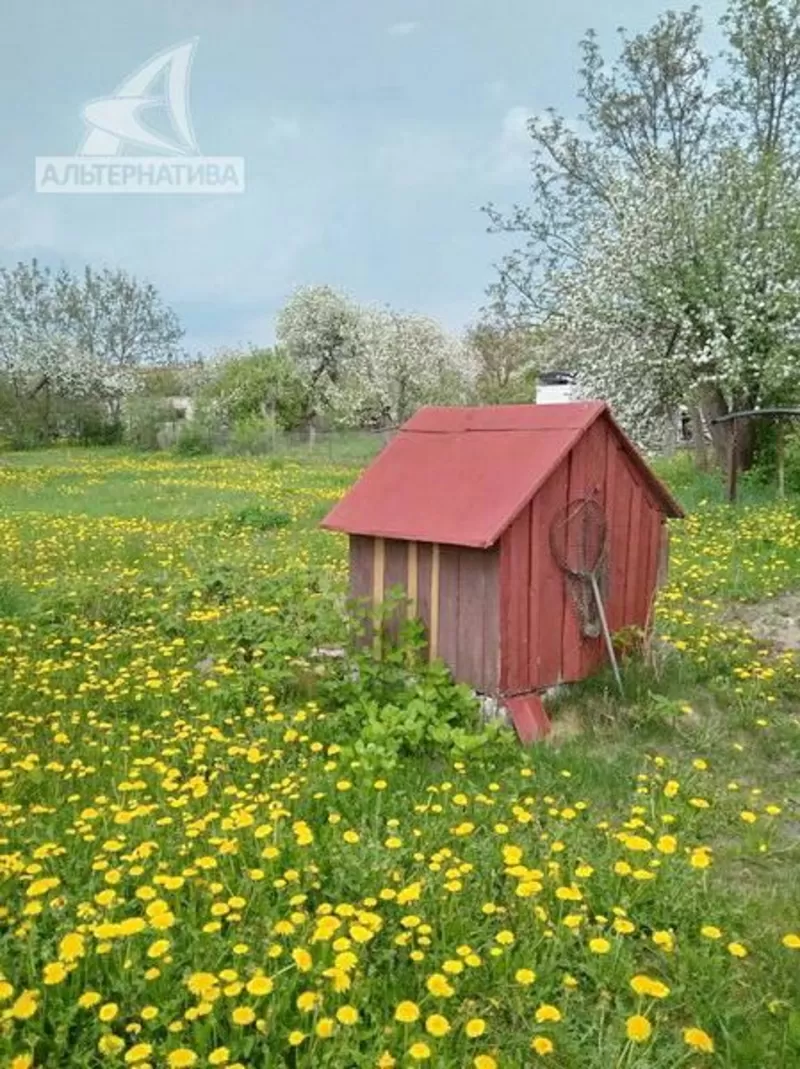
[42,962,68,985]
[166,1051,198,1068]
[535,1004,562,1023]
[626,1015,652,1042]
[630,975,670,999]
[231,1006,256,1026]
[124,1043,153,1064]
[425,1014,450,1037]
[395,1000,421,1023]
[426,974,454,998]
[683,1027,714,1053]
[588,938,611,954]
[408,1042,431,1061]
[245,975,274,996]
[98,1002,119,1022]
[531,1036,554,1055]
[292,947,312,972]
[9,991,39,1020]
[336,1005,359,1025]
[98,1036,125,1056]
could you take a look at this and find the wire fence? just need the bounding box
[166,422,399,465]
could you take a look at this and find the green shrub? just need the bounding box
[315,616,513,769]
[174,422,215,456]
[225,504,292,530]
[124,398,177,451]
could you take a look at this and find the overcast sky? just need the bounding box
[1,0,727,355]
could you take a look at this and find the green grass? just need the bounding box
[0,448,799,1068]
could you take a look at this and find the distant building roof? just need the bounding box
[538,370,576,386]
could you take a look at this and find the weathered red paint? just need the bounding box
[323,402,680,548]
[504,693,551,744]
[322,403,683,713]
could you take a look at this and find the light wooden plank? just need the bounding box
[429,543,441,660]
[407,541,418,619]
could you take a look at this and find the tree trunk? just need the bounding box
[697,384,757,472]
[690,406,709,470]
[697,384,730,468]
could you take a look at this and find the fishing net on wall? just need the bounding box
[549,498,609,639]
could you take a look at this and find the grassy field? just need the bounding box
[0,448,799,1069]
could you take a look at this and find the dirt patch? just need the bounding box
[544,706,585,744]
[723,592,800,651]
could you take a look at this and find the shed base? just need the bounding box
[501,693,552,744]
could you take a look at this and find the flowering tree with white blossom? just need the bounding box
[547,153,800,456]
[486,0,800,466]
[0,260,183,442]
[277,286,477,428]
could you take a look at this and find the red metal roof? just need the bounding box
[321,403,682,549]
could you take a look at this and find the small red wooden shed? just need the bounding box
[321,403,683,740]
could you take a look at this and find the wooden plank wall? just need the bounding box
[499,417,666,691]
[348,536,500,692]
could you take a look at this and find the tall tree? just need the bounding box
[485,7,717,316]
[468,317,540,404]
[58,266,183,417]
[486,0,800,466]
[0,259,184,441]
[276,286,362,424]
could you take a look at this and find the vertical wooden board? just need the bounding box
[383,538,407,598]
[455,547,487,689]
[430,544,441,660]
[576,423,609,677]
[482,547,500,692]
[623,476,645,625]
[437,544,460,672]
[505,508,531,690]
[632,506,653,626]
[407,542,419,619]
[639,506,662,627]
[382,538,407,641]
[531,469,568,688]
[349,535,374,601]
[526,501,540,689]
[656,522,670,589]
[349,535,375,645]
[583,418,610,503]
[417,542,433,655]
[560,450,585,682]
[499,531,513,690]
[605,442,632,632]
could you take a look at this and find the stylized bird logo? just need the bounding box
[80,39,199,156]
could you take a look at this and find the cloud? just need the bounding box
[387,21,420,37]
[488,105,534,182]
[373,128,467,188]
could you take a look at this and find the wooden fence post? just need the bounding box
[727,419,739,505]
